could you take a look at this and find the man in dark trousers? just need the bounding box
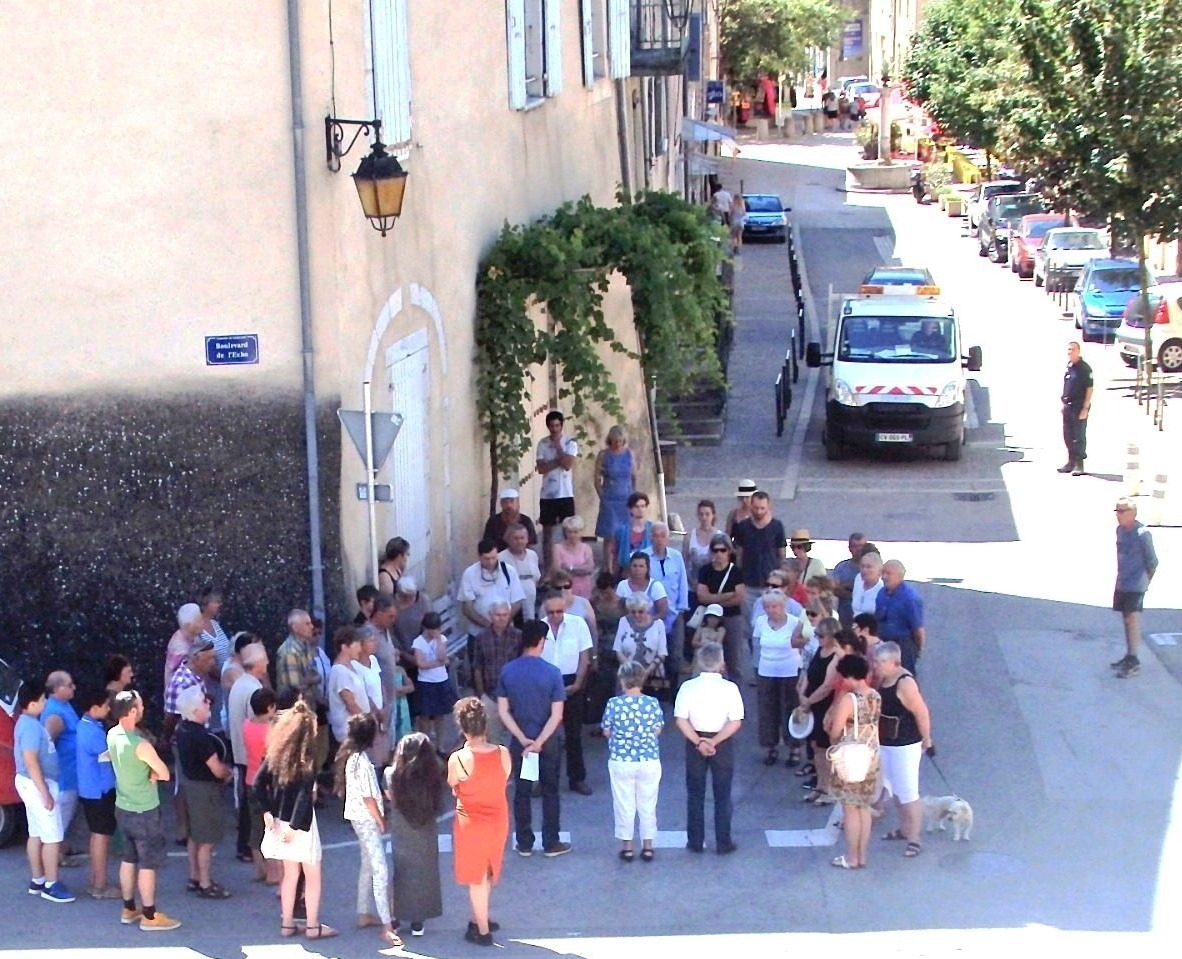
[1059,341,1093,476]
[497,620,571,857]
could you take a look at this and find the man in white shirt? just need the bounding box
[710,186,733,224]
[645,522,689,694]
[852,550,885,616]
[458,538,526,642]
[535,410,578,568]
[500,524,542,622]
[674,642,744,854]
[540,590,594,795]
[226,642,267,861]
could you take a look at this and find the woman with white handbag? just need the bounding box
[824,655,880,870]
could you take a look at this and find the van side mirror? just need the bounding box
[806,342,823,368]
[965,346,983,372]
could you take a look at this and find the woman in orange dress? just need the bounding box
[447,697,511,947]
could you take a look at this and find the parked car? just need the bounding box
[1115,281,1182,372]
[978,193,1044,262]
[848,82,881,108]
[1034,228,1108,291]
[1071,259,1149,343]
[860,266,936,293]
[0,657,24,847]
[1009,213,1072,277]
[837,75,869,97]
[741,194,788,243]
[966,179,1024,231]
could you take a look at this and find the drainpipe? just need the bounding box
[285,0,327,622]
[615,78,633,197]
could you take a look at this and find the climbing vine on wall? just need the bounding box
[475,191,727,508]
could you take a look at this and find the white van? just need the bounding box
[806,291,983,461]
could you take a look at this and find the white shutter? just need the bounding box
[544,0,563,96]
[608,0,630,80]
[370,0,413,145]
[506,0,527,109]
[580,0,595,87]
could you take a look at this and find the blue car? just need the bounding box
[1071,259,1149,342]
[741,194,788,243]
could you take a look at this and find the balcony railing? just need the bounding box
[631,0,690,76]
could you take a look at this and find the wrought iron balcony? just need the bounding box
[631,0,692,76]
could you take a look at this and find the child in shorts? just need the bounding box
[76,686,119,899]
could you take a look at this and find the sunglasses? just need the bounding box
[806,610,820,618]
[791,543,811,551]
[711,546,729,553]
[765,581,782,588]
[1115,507,1132,513]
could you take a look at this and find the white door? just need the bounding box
[385,329,430,584]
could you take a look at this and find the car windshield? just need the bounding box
[866,269,933,286]
[1025,220,1058,239]
[838,316,956,363]
[996,198,1041,219]
[745,196,782,213]
[1049,232,1105,250]
[1089,268,1141,293]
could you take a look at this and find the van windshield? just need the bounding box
[839,316,957,363]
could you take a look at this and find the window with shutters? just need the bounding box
[607,0,631,79]
[367,0,413,147]
[580,0,607,86]
[506,0,562,110]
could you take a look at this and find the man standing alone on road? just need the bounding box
[1059,341,1092,476]
[1111,497,1158,678]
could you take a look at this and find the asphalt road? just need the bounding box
[3,133,1180,959]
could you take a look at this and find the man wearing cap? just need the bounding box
[1111,497,1158,678]
[875,560,925,674]
[788,529,827,583]
[674,642,744,854]
[536,410,579,568]
[483,488,538,551]
[732,492,786,679]
[725,480,757,538]
[830,532,868,627]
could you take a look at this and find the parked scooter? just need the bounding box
[911,168,927,204]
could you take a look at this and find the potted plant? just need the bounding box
[946,193,965,217]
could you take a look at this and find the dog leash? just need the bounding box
[926,750,957,796]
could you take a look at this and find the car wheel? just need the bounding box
[824,430,844,461]
[943,438,963,462]
[1035,271,1045,288]
[1121,353,1138,368]
[987,242,1000,263]
[977,234,988,257]
[1010,254,1019,273]
[1158,339,1182,373]
[0,803,23,848]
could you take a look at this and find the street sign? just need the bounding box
[205,333,259,366]
[706,80,724,105]
[337,409,405,471]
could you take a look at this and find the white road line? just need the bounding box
[1150,633,1181,646]
[765,804,842,847]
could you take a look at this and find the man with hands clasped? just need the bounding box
[497,620,571,858]
[674,642,744,855]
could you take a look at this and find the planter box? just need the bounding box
[946,198,965,217]
[937,194,949,210]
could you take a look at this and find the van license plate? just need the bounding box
[876,432,913,443]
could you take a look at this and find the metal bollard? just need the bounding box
[1149,472,1169,525]
[1125,443,1141,495]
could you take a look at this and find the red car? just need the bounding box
[1010,213,1075,278]
[0,657,23,847]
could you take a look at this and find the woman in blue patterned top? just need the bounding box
[601,662,664,862]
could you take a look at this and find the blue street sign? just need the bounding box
[205,334,259,366]
[706,80,724,105]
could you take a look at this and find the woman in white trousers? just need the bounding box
[601,662,664,861]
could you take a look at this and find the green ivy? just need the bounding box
[475,191,728,507]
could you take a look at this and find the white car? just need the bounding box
[1115,281,1182,373]
[966,180,1024,231]
[1033,228,1108,292]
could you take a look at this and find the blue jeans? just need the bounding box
[510,735,563,850]
[685,736,735,849]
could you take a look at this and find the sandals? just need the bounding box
[280,925,297,938]
[305,923,339,940]
[381,929,404,947]
[185,879,200,893]
[794,763,816,778]
[831,855,862,869]
[640,849,654,862]
[904,842,922,858]
[196,881,231,899]
[882,829,907,841]
[763,748,779,766]
[619,849,634,862]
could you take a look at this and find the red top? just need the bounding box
[242,718,270,786]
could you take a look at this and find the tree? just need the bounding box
[900,0,1023,177]
[1005,0,1182,378]
[719,0,844,80]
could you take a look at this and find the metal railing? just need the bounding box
[1135,354,1169,431]
[632,0,685,50]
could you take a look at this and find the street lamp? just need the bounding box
[325,117,409,236]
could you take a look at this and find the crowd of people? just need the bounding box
[11,411,949,948]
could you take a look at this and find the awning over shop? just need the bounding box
[681,117,737,142]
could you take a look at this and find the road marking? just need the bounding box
[1150,633,1181,647]
[765,805,842,847]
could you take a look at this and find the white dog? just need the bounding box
[921,795,974,840]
